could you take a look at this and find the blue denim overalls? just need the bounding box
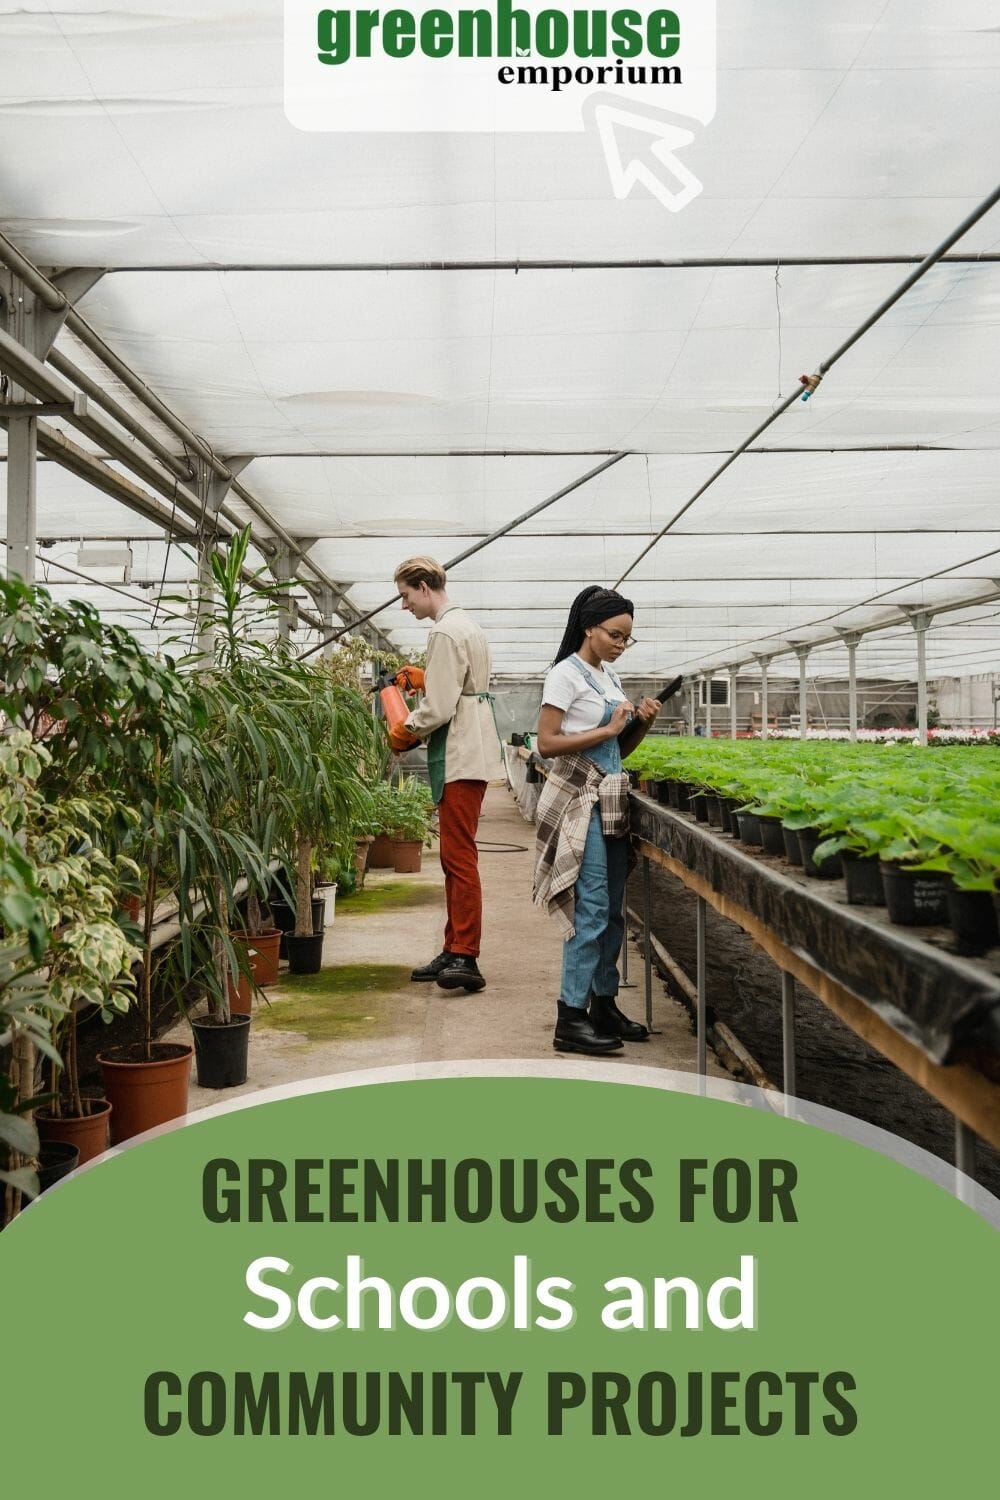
[560,655,630,1009]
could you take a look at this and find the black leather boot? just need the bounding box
[553,1001,624,1055]
[411,951,455,982]
[435,954,487,992]
[589,994,650,1042]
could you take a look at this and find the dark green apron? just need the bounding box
[427,691,499,805]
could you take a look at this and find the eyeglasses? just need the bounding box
[595,625,637,648]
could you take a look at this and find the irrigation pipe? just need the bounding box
[613,181,1000,590]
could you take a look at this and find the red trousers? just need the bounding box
[438,779,487,957]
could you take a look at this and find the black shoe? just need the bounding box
[589,994,650,1042]
[411,951,455,982]
[553,1001,624,1055]
[435,955,486,992]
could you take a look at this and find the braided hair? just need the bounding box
[554,585,635,664]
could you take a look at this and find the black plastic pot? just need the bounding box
[193,1014,251,1089]
[38,1141,80,1192]
[735,811,762,847]
[758,815,785,856]
[798,828,842,879]
[705,794,723,828]
[654,780,672,805]
[666,780,681,809]
[946,887,1000,953]
[677,781,696,811]
[841,852,885,906]
[271,896,326,956]
[880,863,949,926]
[287,931,325,974]
[0,1141,81,1227]
[781,825,802,866]
[690,792,709,823]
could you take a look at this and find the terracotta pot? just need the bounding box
[227,969,254,1015]
[231,928,281,987]
[97,1043,192,1145]
[36,1099,112,1165]
[392,838,423,874]
[368,833,395,869]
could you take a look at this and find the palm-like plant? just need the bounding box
[283,667,380,938]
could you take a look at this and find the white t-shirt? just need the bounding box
[541,655,627,734]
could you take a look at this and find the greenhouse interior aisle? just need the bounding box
[174,784,727,1111]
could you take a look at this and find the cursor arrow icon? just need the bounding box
[591,102,703,213]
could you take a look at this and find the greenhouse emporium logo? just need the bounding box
[284,0,716,133]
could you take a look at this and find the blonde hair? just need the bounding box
[393,555,447,591]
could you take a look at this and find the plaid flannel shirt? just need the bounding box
[532,752,631,940]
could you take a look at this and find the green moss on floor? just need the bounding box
[254,963,412,1042]
[337,879,441,917]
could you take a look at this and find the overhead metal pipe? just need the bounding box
[614,181,1000,590]
[100,253,1000,273]
[0,237,393,651]
[48,348,195,482]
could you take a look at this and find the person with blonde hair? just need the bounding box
[393,556,501,993]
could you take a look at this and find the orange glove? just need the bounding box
[394,666,426,693]
[388,722,420,753]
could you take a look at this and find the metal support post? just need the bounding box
[696,895,707,1082]
[6,414,37,582]
[687,682,697,736]
[836,631,862,742]
[314,585,337,660]
[619,885,636,989]
[755,654,771,740]
[642,856,653,1029]
[271,542,296,641]
[704,670,712,738]
[728,667,739,739]
[781,972,797,1114]
[795,646,810,740]
[909,610,932,746]
[2,268,104,583]
[954,1119,976,1205]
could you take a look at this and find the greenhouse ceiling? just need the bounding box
[1,0,999,682]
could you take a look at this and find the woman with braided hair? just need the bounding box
[533,586,662,1056]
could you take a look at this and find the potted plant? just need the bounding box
[282,666,379,974]
[12,754,140,1162]
[386,776,435,874]
[0,578,203,1143]
[1,785,59,1224]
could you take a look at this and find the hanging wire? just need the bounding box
[150,467,182,628]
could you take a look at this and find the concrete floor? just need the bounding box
[172,783,728,1109]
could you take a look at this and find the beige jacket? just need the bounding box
[405,606,502,784]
